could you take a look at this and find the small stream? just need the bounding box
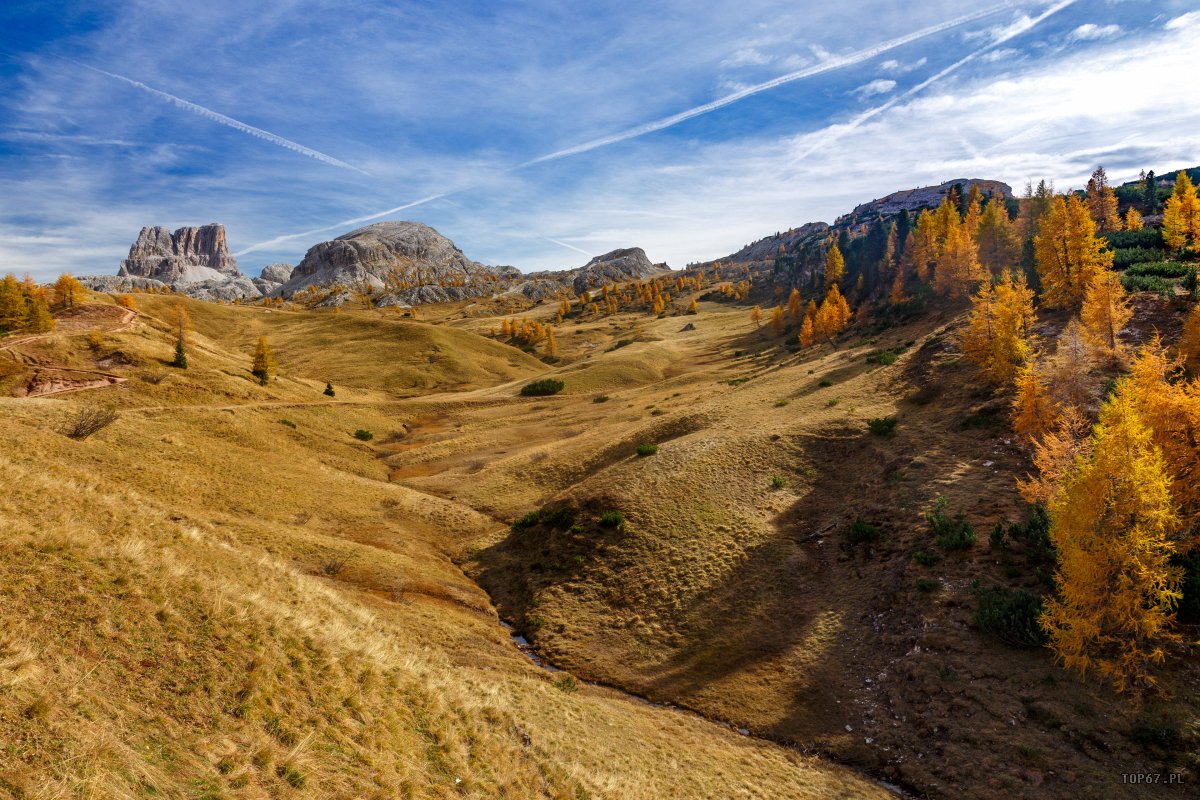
[496,618,910,797]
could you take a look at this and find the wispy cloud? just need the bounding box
[1069,23,1121,41]
[518,3,1013,167]
[68,60,371,176]
[852,79,897,99]
[794,0,1080,160]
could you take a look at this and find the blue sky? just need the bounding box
[1,0,1198,281]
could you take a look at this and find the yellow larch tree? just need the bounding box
[1011,360,1058,443]
[544,328,558,357]
[53,273,84,309]
[798,315,814,348]
[932,221,984,299]
[786,288,803,323]
[769,305,786,336]
[1018,406,1090,506]
[1085,167,1123,233]
[1034,194,1113,308]
[1179,302,1200,370]
[750,305,763,328]
[976,199,1021,273]
[1040,385,1183,692]
[1123,339,1200,537]
[1124,208,1143,231]
[1161,170,1200,251]
[907,213,938,284]
[824,243,845,290]
[961,271,1036,384]
[251,336,277,385]
[1047,318,1096,410]
[1080,268,1132,361]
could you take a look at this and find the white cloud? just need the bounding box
[721,47,771,67]
[852,79,897,99]
[1166,12,1200,31]
[1069,23,1121,41]
[879,57,927,73]
[981,48,1019,62]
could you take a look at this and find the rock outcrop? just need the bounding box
[81,223,261,301]
[118,223,241,284]
[253,263,294,295]
[570,248,661,295]
[277,221,500,302]
[840,178,1011,225]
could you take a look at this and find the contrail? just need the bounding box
[234,192,448,256]
[793,0,1079,160]
[519,3,1016,167]
[71,60,370,176]
[543,237,594,258]
[238,5,1018,256]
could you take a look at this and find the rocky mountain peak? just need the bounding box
[118,223,241,284]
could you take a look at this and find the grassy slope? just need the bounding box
[0,300,883,799]
[385,296,1199,800]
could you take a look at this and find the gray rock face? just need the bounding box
[118,223,241,284]
[720,222,831,265]
[277,221,500,298]
[571,248,660,295]
[841,178,1012,224]
[253,263,294,295]
[78,275,170,294]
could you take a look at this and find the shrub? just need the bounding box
[85,331,106,351]
[916,578,940,593]
[867,416,898,436]
[1111,247,1167,269]
[770,475,787,489]
[1124,260,1192,278]
[520,378,565,396]
[846,517,881,544]
[280,418,297,429]
[512,511,543,530]
[554,674,579,693]
[1104,227,1164,249]
[593,394,610,403]
[63,406,118,440]
[609,338,634,351]
[323,382,335,397]
[353,429,374,441]
[973,585,1047,647]
[817,379,833,388]
[927,497,976,550]
[865,349,900,365]
[635,443,658,457]
[1120,273,1172,294]
[912,550,941,566]
[774,399,789,407]
[598,510,625,528]
[320,555,352,577]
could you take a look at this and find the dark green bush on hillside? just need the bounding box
[846,516,881,544]
[520,378,565,396]
[973,585,1048,647]
[867,416,898,436]
[927,497,976,550]
[1103,227,1163,249]
[1120,273,1173,294]
[1111,247,1167,269]
[353,429,373,441]
[1125,261,1193,278]
[635,443,659,457]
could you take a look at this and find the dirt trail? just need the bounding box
[2,305,140,398]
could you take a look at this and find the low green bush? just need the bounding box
[520,378,565,396]
[635,443,659,457]
[770,475,787,489]
[916,578,940,593]
[973,585,1047,647]
[846,516,881,544]
[599,510,625,528]
[867,416,898,436]
[593,394,610,403]
[353,429,374,441]
[927,497,976,550]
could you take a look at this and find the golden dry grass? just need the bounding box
[0,297,887,799]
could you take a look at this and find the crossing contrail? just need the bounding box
[237,4,1021,255]
[72,60,370,176]
[234,192,449,256]
[543,237,594,258]
[793,0,1080,160]
[519,3,1017,167]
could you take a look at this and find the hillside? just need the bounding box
[5,164,1200,799]
[0,294,886,799]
